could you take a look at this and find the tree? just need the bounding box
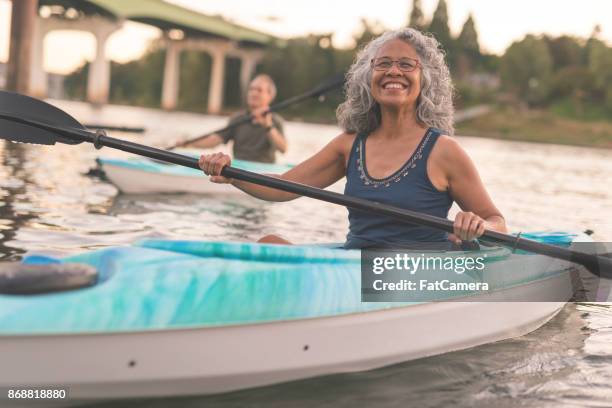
[109,44,165,108]
[456,13,480,77]
[427,0,454,66]
[457,14,480,57]
[544,35,583,69]
[353,18,386,49]
[587,37,612,111]
[500,35,553,106]
[408,0,426,31]
[257,34,351,121]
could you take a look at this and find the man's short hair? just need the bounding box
[252,74,277,100]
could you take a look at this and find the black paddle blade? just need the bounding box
[0,90,84,145]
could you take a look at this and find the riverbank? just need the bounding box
[456,107,612,149]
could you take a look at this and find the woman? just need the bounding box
[199,28,507,248]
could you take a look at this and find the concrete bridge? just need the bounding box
[31,0,277,113]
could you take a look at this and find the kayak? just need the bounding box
[96,155,293,195]
[0,231,585,405]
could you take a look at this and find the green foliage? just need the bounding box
[257,34,352,121]
[479,53,500,73]
[500,35,553,106]
[353,19,386,50]
[224,57,242,108]
[544,35,584,68]
[455,14,481,78]
[549,66,595,100]
[109,45,164,108]
[587,38,612,91]
[176,50,211,112]
[457,14,479,57]
[408,0,426,31]
[63,62,87,100]
[454,81,496,108]
[427,0,455,66]
[606,85,612,113]
[550,97,610,122]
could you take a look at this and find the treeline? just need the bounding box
[500,32,612,120]
[64,0,611,122]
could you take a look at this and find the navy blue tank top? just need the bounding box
[344,128,453,249]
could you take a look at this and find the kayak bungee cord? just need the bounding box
[0,90,610,276]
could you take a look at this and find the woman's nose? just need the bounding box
[385,63,403,75]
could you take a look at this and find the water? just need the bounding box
[1,100,611,406]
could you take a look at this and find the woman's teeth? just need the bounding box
[383,83,405,89]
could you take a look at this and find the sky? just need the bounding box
[0,0,610,74]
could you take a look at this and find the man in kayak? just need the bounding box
[184,74,287,164]
[198,28,507,247]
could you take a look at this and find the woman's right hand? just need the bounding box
[199,152,233,184]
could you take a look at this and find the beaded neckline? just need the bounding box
[356,128,433,188]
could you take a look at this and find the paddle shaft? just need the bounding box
[169,76,344,149]
[0,111,609,275]
[84,124,145,133]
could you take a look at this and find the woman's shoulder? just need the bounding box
[334,131,359,144]
[430,133,464,157]
[329,132,359,153]
[429,133,475,174]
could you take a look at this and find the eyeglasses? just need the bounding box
[370,57,421,72]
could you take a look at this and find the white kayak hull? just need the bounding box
[2,272,572,406]
[102,162,239,195]
[97,156,293,195]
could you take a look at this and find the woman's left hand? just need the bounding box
[448,211,486,244]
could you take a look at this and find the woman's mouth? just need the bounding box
[382,82,407,90]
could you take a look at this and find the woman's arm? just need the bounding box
[429,136,507,243]
[200,133,354,202]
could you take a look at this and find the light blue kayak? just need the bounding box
[0,232,581,403]
[0,231,578,335]
[96,155,293,194]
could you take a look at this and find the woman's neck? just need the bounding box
[375,105,425,140]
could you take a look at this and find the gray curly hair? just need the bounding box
[337,28,454,136]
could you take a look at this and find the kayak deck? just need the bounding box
[0,232,577,335]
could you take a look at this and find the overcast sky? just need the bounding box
[0,0,610,74]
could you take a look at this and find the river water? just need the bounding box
[1,100,611,407]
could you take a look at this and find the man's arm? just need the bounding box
[183,134,224,149]
[266,126,287,153]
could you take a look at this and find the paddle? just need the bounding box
[83,124,145,133]
[0,90,610,277]
[167,73,345,150]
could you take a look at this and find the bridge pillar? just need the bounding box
[29,17,47,98]
[6,0,37,94]
[207,49,226,114]
[87,24,119,105]
[28,15,122,102]
[239,51,263,98]
[161,40,181,110]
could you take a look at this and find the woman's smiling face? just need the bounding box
[370,39,422,109]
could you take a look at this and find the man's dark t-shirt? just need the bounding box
[218,112,285,163]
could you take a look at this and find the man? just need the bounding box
[185,74,287,164]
